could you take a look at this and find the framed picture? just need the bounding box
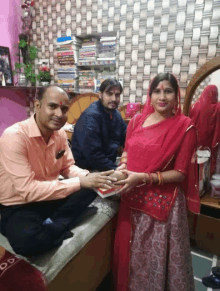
[0,46,13,85]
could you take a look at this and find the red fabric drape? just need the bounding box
[189,85,219,174]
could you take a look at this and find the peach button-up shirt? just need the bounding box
[0,115,89,206]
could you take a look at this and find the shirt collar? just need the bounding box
[27,114,58,146]
[28,114,42,138]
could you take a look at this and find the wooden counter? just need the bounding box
[200,190,220,209]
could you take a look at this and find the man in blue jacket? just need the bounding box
[71,79,127,171]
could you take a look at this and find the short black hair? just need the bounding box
[149,73,179,98]
[37,85,70,102]
[99,78,123,94]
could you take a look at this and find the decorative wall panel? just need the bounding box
[31,0,220,104]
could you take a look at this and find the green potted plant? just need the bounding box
[37,65,52,86]
[14,35,38,86]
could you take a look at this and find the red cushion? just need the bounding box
[0,247,47,291]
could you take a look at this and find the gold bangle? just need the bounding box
[156,171,162,185]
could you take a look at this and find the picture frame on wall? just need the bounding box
[0,46,14,86]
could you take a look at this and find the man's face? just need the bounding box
[35,87,70,133]
[99,87,121,110]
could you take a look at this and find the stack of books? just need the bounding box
[97,36,116,62]
[78,70,96,93]
[56,37,82,92]
[78,38,101,66]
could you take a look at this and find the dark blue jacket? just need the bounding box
[71,100,127,171]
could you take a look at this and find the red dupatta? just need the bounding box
[189,85,218,148]
[122,76,200,216]
[190,85,219,174]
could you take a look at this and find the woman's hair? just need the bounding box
[37,85,70,101]
[99,78,123,94]
[149,73,179,98]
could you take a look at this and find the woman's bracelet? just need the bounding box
[156,171,164,185]
[118,162,127,167]
[147,172,153,185]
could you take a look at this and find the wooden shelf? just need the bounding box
[200,190,220,209]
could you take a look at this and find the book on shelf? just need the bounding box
[94,185,122,198]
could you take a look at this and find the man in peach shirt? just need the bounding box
[0,85,116,257]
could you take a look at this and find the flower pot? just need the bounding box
[18,73,27,86]
[41,81,50,86]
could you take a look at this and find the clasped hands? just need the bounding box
[80,169,145,194]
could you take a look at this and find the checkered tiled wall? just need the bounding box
[30,0,220,104]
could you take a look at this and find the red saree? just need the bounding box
[113,83,200,291]
[189,85,219,174]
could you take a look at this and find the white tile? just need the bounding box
[131,65,137,76]
[158,64,165,74]
[131,50,138,62]
[130,80,136,91]
[66,15,71,25]
[108,7,114,17]
[192,28,201,41]
[119,51,125,62]
[66,28,71,37]
[147,17,154,28]
[144,79,150,90]
[162,0,169,9]
[132,35,139,46]
[172,64,180,75]
[146,33,153,44]
[145,50,152,60]
[120,20,126,31]
[175,30,184,42]
[202,18,210,30]
[147,0,155,11]
[121,4,127,15]
[204,1,212,12]
[194,10,203,22]
[187,2,195,14]
[208,44,216,57]
[178,0,187,6]
[159,48,166,59]
[189,63,197,74]
[174,47,182,59]
[177,11,185,26]
[65,1,71,11]
[134,2,140,13]
[160,32,168,43]
[210,26,219,39]
[161,15,169,26]
[191,46,199,58]
[133,18,139,31]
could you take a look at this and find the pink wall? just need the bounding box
[0,87,28,136]
[0,0,21,79]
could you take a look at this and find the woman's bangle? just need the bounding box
[120,157,127,162]
[147,172,153,185]
[156,171,164,185]
[118,162,127,167]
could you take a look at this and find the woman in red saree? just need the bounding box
[189,85,219,174]
[113,73,200,291]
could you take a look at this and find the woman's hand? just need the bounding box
[114,170,145,194]
[116,163,127,171]
[79,170,117,190]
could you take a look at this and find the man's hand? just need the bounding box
[79,170,117,189]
